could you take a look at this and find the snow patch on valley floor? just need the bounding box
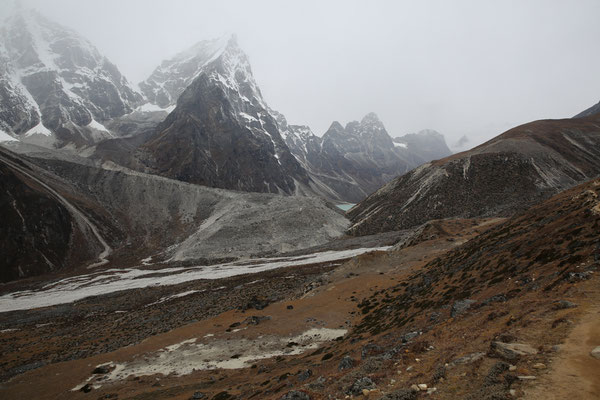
[72,327,347,390]
[0,247,389,312]
[146,290,203,307]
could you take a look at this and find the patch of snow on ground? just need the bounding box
[24,121,52,137]
[86,119,110,133]
[0,129,18,142]
[136,103,172,113]
[146,290,203,307]
[72,327,347,390]
[393,142,407,148]
[0,247,390,312]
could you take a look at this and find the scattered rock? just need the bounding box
[361,343,384,358]
[296,369,312,382]
[426,387,437,395]
[212,392,233,400]
[450,352,485,366]
[567,272,591,283]
[242,296,270,311]
[432,364,446,382]
[484,361,510,386]
[287,305,294,310]
[338,355,355,370]
[517,376,537,380]
[244,315,271,325]
[552,300,577,310]
[482,294,507,305]
[379,385,419,400]
[79,384,92,393]
[489,342,538,360]
[532,363,546,369]
[451,299,476,317]
[410,384,420,392]
[92,365,110,374]
[591,346,600,359]
[401,331,420,343]
[190,392,206,399]
[280,390,310,400]
[509,365,517,371]
[417,383,428,391]
[347,377,376,395]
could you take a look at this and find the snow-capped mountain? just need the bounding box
[139,36,233,109]
[0,8,143,147]
[138,35,311,194]
[272,111,450,202]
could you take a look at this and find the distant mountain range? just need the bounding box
[0,9,451,202]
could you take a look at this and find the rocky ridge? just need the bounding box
[348,111,600,235]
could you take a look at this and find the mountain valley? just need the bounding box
[0,5,599,400]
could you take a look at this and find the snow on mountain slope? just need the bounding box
[139,35,311,194]
[139,36,231,108]
[0,8,143,147]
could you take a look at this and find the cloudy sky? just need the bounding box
[5,0,600,148]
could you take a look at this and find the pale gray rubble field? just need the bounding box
[2,144,351,268]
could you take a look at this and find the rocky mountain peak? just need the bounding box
[0,8,143,146]
[360,112,383,126]
[139,33,257,109]
[327,121,345,133]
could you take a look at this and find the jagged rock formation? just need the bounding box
[137,36,310,194]
[276,111,450,202]
[0,9,143,147]
[348,113,600,235]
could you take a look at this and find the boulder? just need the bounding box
[552,300,577,310]
[451,299,476,317]
[338,355,355,370]
[489,342,538,360]
[347,377,376,395]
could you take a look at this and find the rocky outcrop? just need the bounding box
[348,113,600,235]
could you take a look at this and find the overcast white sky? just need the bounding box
[5,0,600,148]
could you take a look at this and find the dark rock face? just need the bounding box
[0,9,143,146]
[139,36,309,194]
[0,152,72,282]
[276,111,449,202]
[349,113,600,235]
[574,99,600,118]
